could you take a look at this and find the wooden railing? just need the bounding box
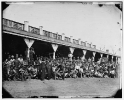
[43,30,62,40]
[52,33,57,39]
[57,34,62,40]
[29,26,40,35]
[3,18,97,49]
[73,39,79,45]
[81,41,86,47]
[92,45,96,49]
[86,43,91,48]
[3,18,24,31]
[64,37,71,42]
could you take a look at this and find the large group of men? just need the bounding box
[2,48,118,81]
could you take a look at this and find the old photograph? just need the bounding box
[2,1,122,98]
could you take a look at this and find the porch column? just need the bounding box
[39,26,44,35]
[70,36,73,43]
[61,33,65,41]
[111,55,113,62]
[116,57,118,64]
[83,50,87,60]
[99,53,103,61]
[24,38,35,59]
[69,47,75,61]
[100,53,103,58]
[92,52,96,61]
[107,54,109,59]
[78,38,81,45]
[24,21,29,31]
[52,44,58,59]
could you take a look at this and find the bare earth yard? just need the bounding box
[3,78,120,98]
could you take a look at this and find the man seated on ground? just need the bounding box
[109,67,116,78]
[79,64,84,78]
[64,62,70,78]
[103,70,109,78]
[83,62,91,78]
[5,54,17,81]
[88,64,94,77]
[18,55,24,65]
[50,61,55,79]
[55,61,65,80]
[69,68,78,78]
[75,61,81,78]
[65,62,75,78]
[97,68,104,78]
[3,59,10,81]
[51,62,58,79]
[76,61,84,78]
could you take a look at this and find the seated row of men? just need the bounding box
[2,54,118,81]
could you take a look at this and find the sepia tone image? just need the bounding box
[2,1,122,98]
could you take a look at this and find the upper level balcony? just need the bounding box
[3,18,24,31]
[2,18,119,57]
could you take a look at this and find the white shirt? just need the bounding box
[75,65,80,70]
[18,58,23,63]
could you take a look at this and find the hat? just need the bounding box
[11,55,14,58]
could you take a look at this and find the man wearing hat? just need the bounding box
[14,54,20,80]
[46,60,52,80]
[10,55,15,63]
[29,47,35,65]
[40,58,46,81]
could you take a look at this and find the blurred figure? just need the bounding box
[29,47,35,65]
[46,60,52,80]
[35,57,41,79]
[2,54,119,81]
[40,58,46,81]
[10,55,15,63]
[13,54,20,80]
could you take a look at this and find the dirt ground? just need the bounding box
[2,78,120,98]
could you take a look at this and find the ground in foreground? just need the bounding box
[2,78,120,98]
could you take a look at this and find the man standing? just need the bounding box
[29,47,35,65]
[61,61,65,80]
[46,60,52,80]
[25,48,29,60]
[40,58,46,81]
[35,57,41,79]
[14,54,20,80]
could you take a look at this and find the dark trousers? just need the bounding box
[41,68,45,81]
[37,66,41,79]
[3,67,8,81]
[62,72,65,80]
[47,69,51,80]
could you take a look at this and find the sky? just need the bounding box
[3,2,122,56]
